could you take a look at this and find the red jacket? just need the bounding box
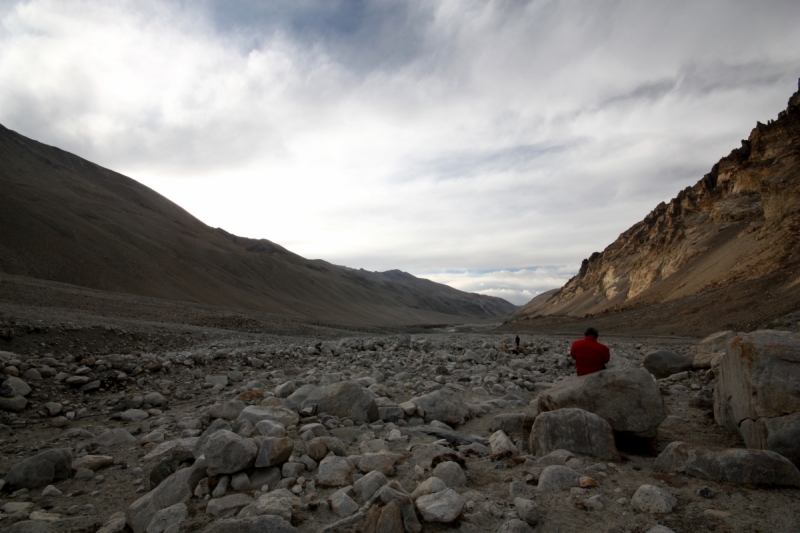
[570,336,610,376]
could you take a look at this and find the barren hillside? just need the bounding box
[0,125,515,326]
[510,87,800,332]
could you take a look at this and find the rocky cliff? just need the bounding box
[513,87,800,325]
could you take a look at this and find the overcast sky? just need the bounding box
[2,1,799,305]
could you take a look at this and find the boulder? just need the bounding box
[432,461,466,488]
[361,499,404,533]
[200,430,258,475]
[3,377,31,397]
[538,368,667,439]
[410,390,468,426]
[536,465,582,492]
[144,503,187,533]
[713,330,800,464]
[654,441,800,486]
[301,382,378,423]
[237,405,299,429]
[283,384,319,412]
[206,494,254,518]
[127,465,205,533]
[201,515,297,533]
[4,449,72,490]
[238,489,302,521]
[693,330,735,369]
[514,497,540,526]
[643,350,694,379]
[254,437,293,468]
[631,485,676,514]
[489,430,518,457]
[317,456,352,486]
[208,401,245,421]
[92,429,136,448]
[530,408,618,460]
[354,470,389,502]
[414,488,464,523]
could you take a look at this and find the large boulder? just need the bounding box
[409,390,469,426]
[713,330,800,464]
[301,382,379,424]
[200,430,258,475]
[643,350,693,379]
[127,465,206,533]
[654,441,800,486]
[693,330,735,369]
[530,408,618,460]
[4,449,72,490]
[537,368,667,439]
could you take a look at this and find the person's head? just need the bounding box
[584,327,599,339]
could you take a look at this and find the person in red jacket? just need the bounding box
[570,327,610,376]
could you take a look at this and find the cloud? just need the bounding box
[1,0,800,304]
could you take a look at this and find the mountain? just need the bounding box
[510,87,800,333]
[0,124,515,325]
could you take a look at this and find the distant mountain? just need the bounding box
[511,87,800,331]
[0,124,515,325]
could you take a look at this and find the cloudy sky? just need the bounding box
[2,0,799,305]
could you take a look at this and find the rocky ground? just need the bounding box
[0,316,798,533]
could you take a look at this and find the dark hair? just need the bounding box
[585,327,599,338]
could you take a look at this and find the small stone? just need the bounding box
[329,488,359,517]
[317,456,352,487]
[42,484,62,496]
[513,497,540,526]
[415,488,465,523]
[432,461,466,488]
[579,476,597,488]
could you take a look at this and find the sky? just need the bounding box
[1,1,799,305]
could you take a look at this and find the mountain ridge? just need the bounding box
[0,123,515,325]
[509,86,800,332]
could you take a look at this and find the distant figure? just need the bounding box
[570,327,610,376]
[515,335,520,349]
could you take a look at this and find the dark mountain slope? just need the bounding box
[0,124,515,325]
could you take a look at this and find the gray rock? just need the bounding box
[145,503,187,533]
[283,384,319,412]
[4,449,72,490]
[208,401,245,421]
[646,527,676,533]
[353,470,388,501]
[230,472,251,491]
[329,488,359,517]
[0,522,53,533]
[254,437,293,468]
[205,375,228,387]
[491,413,526,438]
[206,494,254,517]
[0,395,27,412]
[654,441,800,486]
[631,485,677,514]
[317,456,352,486]
[538,368,667,439]
[357,453,396,476]
[368,485,421,533]
[410,477,446,500]
[530,407,618,460]
[93,429,136,448]
[514,497,540,526]
[143,392,167,407]
[713,330,800,464]
[433,461,466,488]
[238,489,301,521]
[201,431,258,476]
[415,488,464,523]
[237,405,299,429]
[255,420,285,438]
[275,381,296,398]
[489,430,518,457]
[3,377,31,396]
[498,519,534,533]
[643,350,694,379]
[117,409,149,422]
[536,465,582,492]
[537,449,575,466]
[201,515,297,533]
[693,330,735,369]
[127,465,205,533]
[281,462,305,478]
[301,381,379,424]
[410,390,468,426]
